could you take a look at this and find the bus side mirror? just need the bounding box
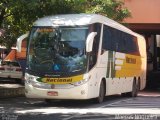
[86,32,97,52]
[16,33,28,52]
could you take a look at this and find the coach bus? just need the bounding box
[17,14,146,103]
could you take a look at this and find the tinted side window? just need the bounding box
[123,33,139,55]
[116,30,125,52]
[102,25,139,55]
[102,25,116,51]
[102,25,111,50]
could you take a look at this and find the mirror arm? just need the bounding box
[86,32,97,52]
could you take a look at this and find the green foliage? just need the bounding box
[85,0,131,22]
[0,0,131,49]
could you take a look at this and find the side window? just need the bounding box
[102,25,112,50]
[111,28,118,50]
[102,25,116,51]
[133,37,140,55]
[117,31,126,53]
[125,34,140,55]
[102,25,139,55]
[115,30,140,55]
[89,23,101,70]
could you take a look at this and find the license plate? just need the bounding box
[47,91,58,96]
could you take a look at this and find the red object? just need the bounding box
[47,91,58,96]
[16,68,22,72]
[0,67,5,70]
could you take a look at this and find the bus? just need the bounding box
[17,14,146,103]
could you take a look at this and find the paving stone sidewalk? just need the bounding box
[0,84,24,98]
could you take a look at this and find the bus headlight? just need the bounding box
[25,73,51,89]
[25,73,35,84]
[71,75,91,86]
[71,78,89,86]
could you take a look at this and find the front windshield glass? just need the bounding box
[27,26,88,76]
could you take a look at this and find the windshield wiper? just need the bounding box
[71,69,81,73]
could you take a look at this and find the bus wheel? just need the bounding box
[126,79,139,97]
[96,80,105,103]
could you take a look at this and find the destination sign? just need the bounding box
[37,28,55,32]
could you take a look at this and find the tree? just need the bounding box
[0,0,131,49]
[0,0,19,48]
[0,0,81,48]
[85,0,131,22]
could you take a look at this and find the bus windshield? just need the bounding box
[27,26,89,76]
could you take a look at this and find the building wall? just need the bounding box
[123,0,160,23]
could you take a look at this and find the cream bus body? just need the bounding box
[17,14,147,103]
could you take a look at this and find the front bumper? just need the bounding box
[25,82,89,100]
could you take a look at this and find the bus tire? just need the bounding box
[126,78,139,97]
[96,80,105,103]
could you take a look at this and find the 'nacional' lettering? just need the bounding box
[36,75,83,84]
[46,78,72,83]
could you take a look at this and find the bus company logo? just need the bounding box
[53,64,61,71]
[126,57,136,64]
[37,77,73,84]
[46,78,72,83]
[36,74,83,84]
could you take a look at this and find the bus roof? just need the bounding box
[33,14,141,37]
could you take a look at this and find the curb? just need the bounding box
[0,84,25,98]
